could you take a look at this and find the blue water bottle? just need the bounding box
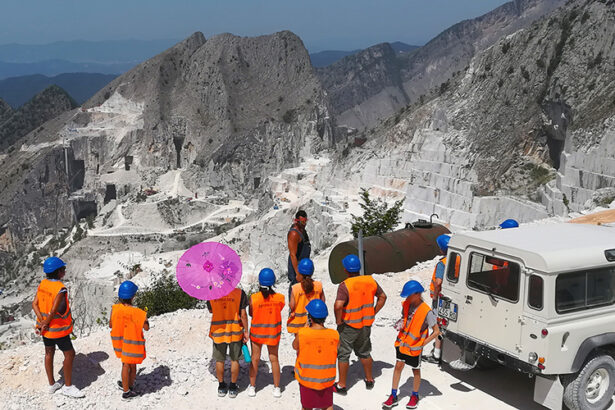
[242,343,252,363]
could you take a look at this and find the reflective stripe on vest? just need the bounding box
[209,288,244,344]
[36,279,73,339]
[294,327,339,390]
[342,276,377,329]
[395,301,431,357]
[110,303,147,363]
[250,292,285,345]
[287,281,323,334]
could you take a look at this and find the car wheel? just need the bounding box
[563,354,615,410]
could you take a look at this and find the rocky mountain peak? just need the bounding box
[0,85,77,151]
[0,98,12,124]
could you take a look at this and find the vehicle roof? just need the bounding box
[449,223,615,273]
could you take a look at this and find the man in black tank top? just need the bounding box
[287,210,311,293]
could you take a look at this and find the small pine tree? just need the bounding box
[134,274,199,317]
[350,188,404,238]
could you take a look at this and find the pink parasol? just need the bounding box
[176,242,242,301]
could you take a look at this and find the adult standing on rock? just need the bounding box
[333,255,387,395]
[287,210,311,295]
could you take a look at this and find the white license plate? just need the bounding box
[438,299,458,322]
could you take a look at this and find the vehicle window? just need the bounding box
[556,267,615,313]
[528,275,543,310]
[466,252,520,302]
[445,252,461,283]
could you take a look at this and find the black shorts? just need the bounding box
[43,335,74,351]
[395,346,421,369]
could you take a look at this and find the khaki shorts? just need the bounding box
[337,323,372,362]
[212,341,243,362]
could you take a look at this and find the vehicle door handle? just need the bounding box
[465,295,473,304]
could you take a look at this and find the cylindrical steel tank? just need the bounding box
[328,220,450,284]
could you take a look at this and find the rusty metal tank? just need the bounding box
[328,219,450,284]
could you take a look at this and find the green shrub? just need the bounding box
[134,275,199,317]
[351,188,404,238]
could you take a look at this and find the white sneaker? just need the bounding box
[61,384,85,398]
[48,382,62,394]
[247,385,256,397]
[272,387,281,398]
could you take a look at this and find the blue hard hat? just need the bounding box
[306,299,328,319]
[436,234,450,253]
[118,281,139,299]
[43,257,66,274]
[401,280,425,297]
[259,268,276,286]
[499,219,519,229]
[342,254,361,273]
[298,258,315,276]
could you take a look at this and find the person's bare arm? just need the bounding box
[241,309,249,343]
[289,291,296,317]
[108,309,113,328]
[374,290,387,315]
[248,298,253,317]
[32,293,43,324]
[433,278,443,299]
[320,292,326,303]
[423,324,441,347]
[292,334,299,351]
[287,230,301,281]
[143,319,150,331]
[334,300,345,326]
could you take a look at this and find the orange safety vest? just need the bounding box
[36,279,73,339]
[342,275,377,329]
[209,288,244,344]
[294,327,339,390]
[110,303,147,364]
[395,300,431,356]
[430,255,461,298]
[287,281,323,333]
[250,292,285,345]
[493,261,510,286]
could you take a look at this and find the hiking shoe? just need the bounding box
[228,383,238,398]
[48,382,62,394]
[406,394,419,409]
[422,355,439,364]
[117,380,135,391]
[217,382,228,397]
[383,394,399,408]
[333,383,348,395]
[365,379,375,390]
[272,387,282,398]
[121,390,139,401]
[61,385,85,398]
[247,385,256,397]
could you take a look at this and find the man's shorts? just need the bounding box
[337,323,372,362]
[212,341,243,362]
[42,335,74,352]
[395,346,421,369]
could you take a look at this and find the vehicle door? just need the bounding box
[456,249,525,356]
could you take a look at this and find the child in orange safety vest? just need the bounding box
[109,280,149,401]
[293,299,339,410]
[383,280,440,410]
[247,268,285,398]
[32,257,84,398]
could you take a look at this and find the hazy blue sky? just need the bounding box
[1,0,510,51]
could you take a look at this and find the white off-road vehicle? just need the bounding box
[438,223,615,410]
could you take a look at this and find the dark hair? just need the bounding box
[295,210,307,219]
[119,298,133,304]
[309,315,325,325]
[300,275,314,295]
[46,266,65,280]
[260,286,275,299]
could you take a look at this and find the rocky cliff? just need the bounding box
[0,85,77,151]
[0,98,12,123]
[324,0,615,228]
[0,31,333,253]
[319,0,565,129]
